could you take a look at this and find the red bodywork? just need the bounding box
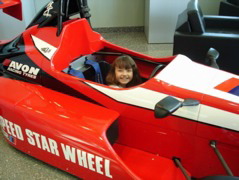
[0,1,239,179]
[0,0,22,20]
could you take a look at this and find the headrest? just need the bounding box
[227,0,239,5]
[187,0,205,33]
[175,9,192,32]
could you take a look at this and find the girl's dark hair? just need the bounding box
[106,55,142,87]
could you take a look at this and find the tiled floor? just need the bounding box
[0,32,173,180]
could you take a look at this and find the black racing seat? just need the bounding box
[173,0,239,75]
[80,64,96,82]
[67,59,110,84]
[99,61,111,84]
[68,64,95,81]
[219,0,239,17]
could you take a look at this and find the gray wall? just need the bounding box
[145,0,190,43]
[89,0,145,28]
[34,0,49,12]
[0,0,35,40]
[199,0,221,15]
[34,0,145,28]
[0,0,222,40]
[0,13,25,40]
[34,0,221,28]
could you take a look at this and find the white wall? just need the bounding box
[0,0,222,40]
[0,12,25,40]
[199,0,221,15]
[0,0,36,40]
[33,0,221,28]
[34,0,49,12]
[89,0,145,28]
[0,0,145,40]
[145,0,190,43]
[34,0,145,28]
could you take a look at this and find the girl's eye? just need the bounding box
[127,69,133,72]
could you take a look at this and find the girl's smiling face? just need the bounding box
[115,66,133,87]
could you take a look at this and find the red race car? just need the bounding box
[0,0,239,179]
[0,0,22,20]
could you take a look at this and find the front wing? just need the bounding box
[0,0,22,20]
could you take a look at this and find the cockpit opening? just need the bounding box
[63,49,169,87]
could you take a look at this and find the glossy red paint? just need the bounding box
[113,143,187,179]
[0,77,186,179]
[0,3,239,179]
[0,0,22,20]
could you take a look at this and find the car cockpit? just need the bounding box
[63,55,111,84]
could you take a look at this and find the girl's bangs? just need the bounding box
[116,58,135,69]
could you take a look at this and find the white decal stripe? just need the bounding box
[86,83,200,121]
[88,86,167,109]
[199,105,239,131]
[31,35,57,60]
[155,55,239,104]
[86,82,239,131]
